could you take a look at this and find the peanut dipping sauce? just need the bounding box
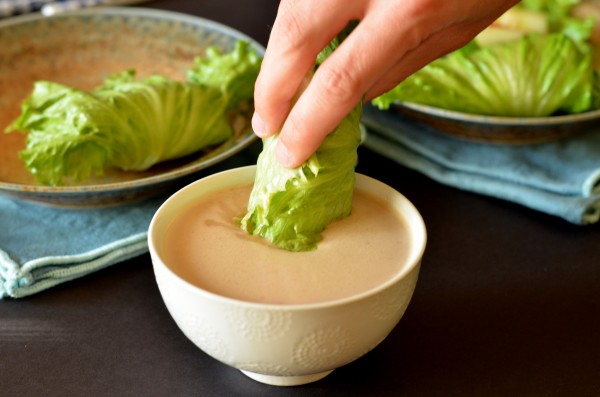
[162,184,411,305]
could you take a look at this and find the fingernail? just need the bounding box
[276,141,294,168]
[252,112,267,137]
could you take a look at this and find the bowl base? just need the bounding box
[240,369,334,386]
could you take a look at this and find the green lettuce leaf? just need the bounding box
[520,0,594,43]
[6,41,261,186]
[372,1,599,117]
[240,22,362,252]
[187,40,262,109]
[372,33,595,117]
[239,104,362,252]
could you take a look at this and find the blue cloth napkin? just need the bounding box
[0,145,260,299]
[0,193,164,298]
[362,105,600,225]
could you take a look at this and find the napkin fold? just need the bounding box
[0,193,164,299]
[361,105,600,225]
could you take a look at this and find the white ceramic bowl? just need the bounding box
[148,166,427,386]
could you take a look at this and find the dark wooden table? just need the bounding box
[2,1,599,396]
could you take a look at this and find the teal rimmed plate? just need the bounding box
[391,102,600,144]
[0,7,263,207]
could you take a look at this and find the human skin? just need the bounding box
[252,0,520,168]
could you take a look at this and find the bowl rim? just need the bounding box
[148,165,427,311]
[0,7,264,195]
[398,101,600,126]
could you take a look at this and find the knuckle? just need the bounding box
[273,9,306,50]
[314,64,361,105]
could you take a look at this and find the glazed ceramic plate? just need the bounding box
[0,7,263,207]
[391,102,600,145]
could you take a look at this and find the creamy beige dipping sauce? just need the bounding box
[163,184,411,305]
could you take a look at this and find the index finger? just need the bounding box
[253,0,366,137]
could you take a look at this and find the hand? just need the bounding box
[252,0,519,167]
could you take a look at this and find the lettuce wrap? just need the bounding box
[7,40,261,186]
[240,23,362,252]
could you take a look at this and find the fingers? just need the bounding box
[363,18,490,101]
[364,0,519,101]
[252,0,365,138]
[274,3,431,167]
[257,0,520,168]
